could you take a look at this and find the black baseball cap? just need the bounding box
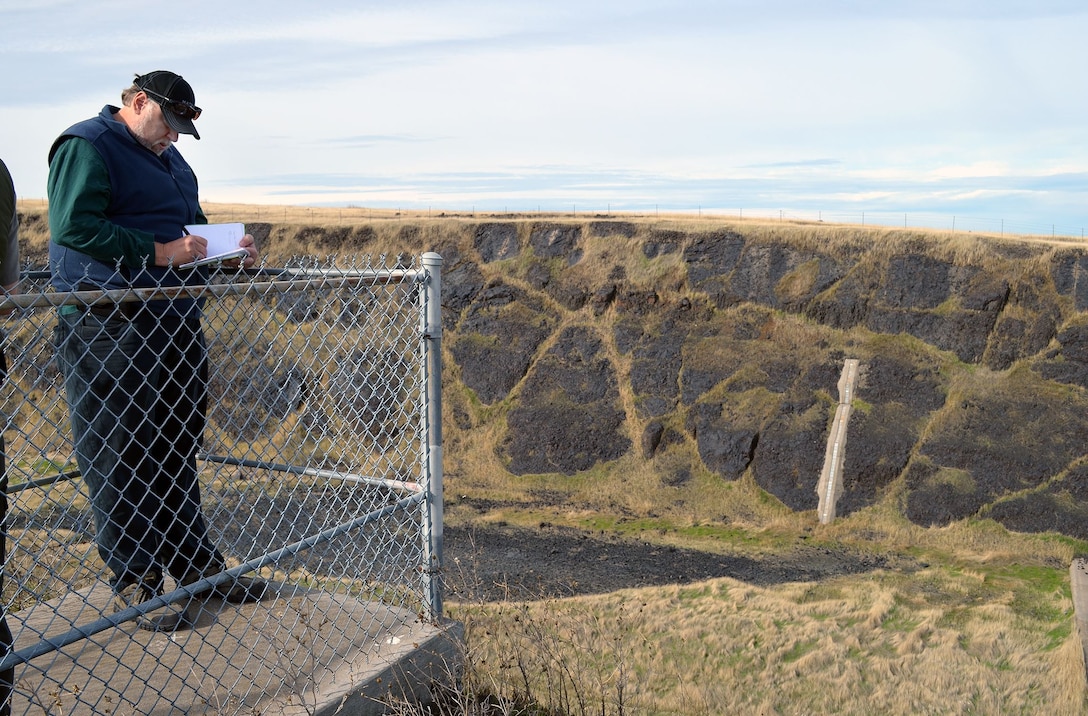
[133,71,202,140]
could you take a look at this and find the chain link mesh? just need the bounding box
[0,256,443,714]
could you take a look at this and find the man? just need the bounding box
[48,71,265,631]
[0,156,20,715]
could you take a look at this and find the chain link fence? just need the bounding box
[0,253,447,714]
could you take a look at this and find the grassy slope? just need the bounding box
[453,517,1085,714]
[18,201,1088,714]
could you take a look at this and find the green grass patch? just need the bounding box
[782,638,820,663]
[795,583,846,604]
[881,603,921,633]
[1043,622,1073,651]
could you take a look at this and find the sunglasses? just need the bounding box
[140,87,202,121]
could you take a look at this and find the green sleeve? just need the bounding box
[0,159,17,287]
[46,138,158,268]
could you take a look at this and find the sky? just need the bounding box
[1,0,1086,235]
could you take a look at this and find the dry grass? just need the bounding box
[449,548,1084,715]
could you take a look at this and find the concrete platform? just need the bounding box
[7,581,463,715]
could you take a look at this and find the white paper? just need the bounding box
[178,222,248,269]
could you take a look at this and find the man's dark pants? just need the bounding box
[1,348,13,716]
[54,309,225,590]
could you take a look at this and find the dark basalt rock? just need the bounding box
[726,243,848,313]
[473,222,520,262]
[529,223,583,262]
[984,463,1088,540]
[449,281,557,405]
[918,373,1088,518]
[879,254,951,309]
[750,407,825,510]
[502,326,630,475]
[1036,322,1088,389]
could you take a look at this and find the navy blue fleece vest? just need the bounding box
[48,106,206,310]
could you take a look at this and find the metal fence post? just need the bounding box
[420,252,445,621]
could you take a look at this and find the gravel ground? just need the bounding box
[443,520,916,603]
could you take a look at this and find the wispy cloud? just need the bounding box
[321,135,441,148]
[1,0,1085,231]
[745,159,844,170]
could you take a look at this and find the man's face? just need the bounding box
[131,97,179,155]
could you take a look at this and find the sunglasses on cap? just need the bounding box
[140,87,202,121]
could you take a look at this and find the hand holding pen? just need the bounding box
[155,228,209,267]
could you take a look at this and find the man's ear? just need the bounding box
[132,92,151,113]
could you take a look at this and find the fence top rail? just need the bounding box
[0,264,429,312]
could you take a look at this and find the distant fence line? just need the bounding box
[17,197,1085,240]
[222,205,1088,241]
[582,206,1087,240]
[717,208,1087,240]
